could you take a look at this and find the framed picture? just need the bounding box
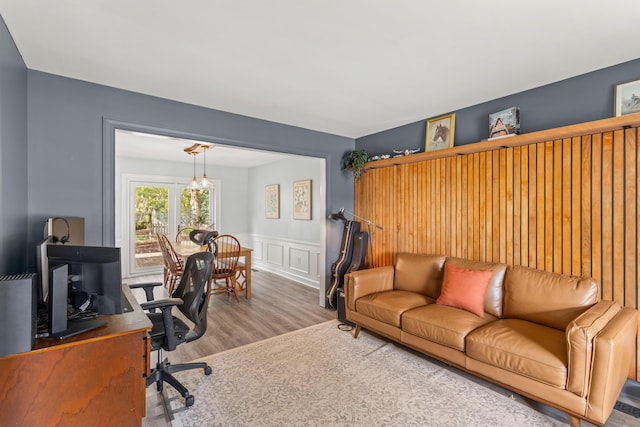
[489,107,520,139]
[292,179,312,220]
[615,79,640,116]
[425,113,455,152]
[265,184,279,219]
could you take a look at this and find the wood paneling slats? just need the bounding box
[636,128,640,379]
[613,130,625,305]
[499,149,507,263]
[553,140,563,274]
[562,138,572,275]
[601,132,614,301]
[537,143,546,270]
[493,150,500,261]
[625,128,638,379]
[506,148,514,265]
[479,152,487,261]
[545,141,554,272]
[473,153,481,260]
[528,144,537,268]
[571,137,582,276]
[581,135,592,278]
[591,134,603,288]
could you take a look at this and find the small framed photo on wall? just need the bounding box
[292,179,312,220]
[615,79,640,116]
[425,113,455,152]
[265,184,279,219]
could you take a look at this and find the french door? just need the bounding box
[123,174,217,277]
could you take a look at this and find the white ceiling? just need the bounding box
[115,130,292,167]
[1,1,640,139]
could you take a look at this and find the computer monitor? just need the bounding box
[36,236,54,306]
[46,245,123,315]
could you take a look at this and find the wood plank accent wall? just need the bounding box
[354,113,640,380]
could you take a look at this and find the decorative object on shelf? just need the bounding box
[426,113,455,152]
[615,79,640,116]
[343,149,369,178]
[393,148,421,157]
[265,184,279,219]
[489,107,520,140]
[368,154,392,161]
[292,179,312,220]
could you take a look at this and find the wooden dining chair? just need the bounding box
[209,234,242,302]
[175,226,194,243]
[159,234,184,294]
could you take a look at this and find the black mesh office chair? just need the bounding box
[130,251,214,407]
[188,229,218,252]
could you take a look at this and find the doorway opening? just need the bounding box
[112,127,327,306]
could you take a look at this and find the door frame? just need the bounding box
[104,119,328,306]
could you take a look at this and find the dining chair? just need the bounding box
[175,226,194,243]
[209,234,242,302]
[159,234,184,294]
[156,233,172,289]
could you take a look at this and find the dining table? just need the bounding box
[173,241,254,299]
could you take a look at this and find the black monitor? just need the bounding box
[46,245,123,315]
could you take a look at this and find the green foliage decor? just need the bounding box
[343,149,369,178]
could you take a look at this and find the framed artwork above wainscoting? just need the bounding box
[293,179,312,220]
[265,184,280,219]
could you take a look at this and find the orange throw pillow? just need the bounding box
[436,263,494,317]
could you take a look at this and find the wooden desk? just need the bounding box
[0,285,152,427]
[174,241,254,299]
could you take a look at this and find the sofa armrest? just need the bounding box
[584,307,638,424]
[566,300,621,396]
[344,266,395,312]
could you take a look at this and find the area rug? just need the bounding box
[166,321,630,427]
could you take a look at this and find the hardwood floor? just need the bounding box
[125,269,336,426]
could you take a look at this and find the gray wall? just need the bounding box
[249,156,323,243]
[0,16,27,275]
[26,70,355,293]
[357,58,640,154]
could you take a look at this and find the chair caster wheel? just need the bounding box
[204,366,212,375]
[185,395,195,407]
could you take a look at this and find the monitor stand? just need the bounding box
[49,318,107,339]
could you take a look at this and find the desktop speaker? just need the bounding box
[0,274,37,357]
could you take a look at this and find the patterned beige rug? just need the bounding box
[167,321,634,426]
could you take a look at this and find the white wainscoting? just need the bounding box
[239,234,321,289]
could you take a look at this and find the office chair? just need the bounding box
[130,251,214,407]
[188,229,219,252]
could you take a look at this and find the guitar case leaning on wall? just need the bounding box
[346,231,368,275]
[326,220,361,308]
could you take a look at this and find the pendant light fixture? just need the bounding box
[190,152,200,189]
[200,145,210,187]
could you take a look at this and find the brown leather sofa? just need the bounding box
[344,253,638,426]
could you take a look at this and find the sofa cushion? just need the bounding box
[403,304,496,351]
[445,258,507,318]
[355,290,433,327]
[466,319,567,388]
[504,265,599,330]
[436,263,493,317]
[394,253,446,298]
